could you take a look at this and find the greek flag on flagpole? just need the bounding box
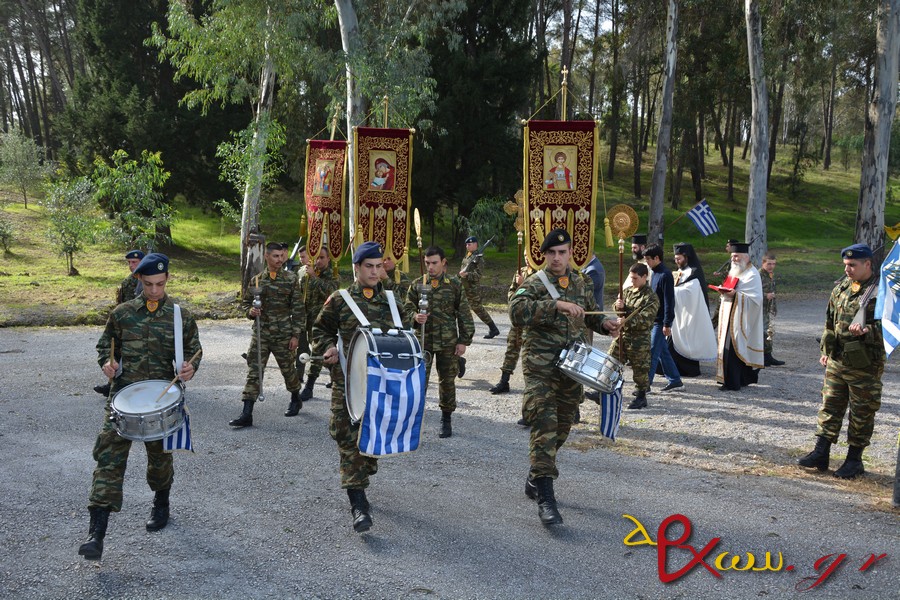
[686,199,720,236]
[599,381,624,441]
[163,406,193,453]
[358,355,426,457]
[875,239,900,358]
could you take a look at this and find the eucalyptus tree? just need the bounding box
[647,0,677,245]
[744,0,768,265]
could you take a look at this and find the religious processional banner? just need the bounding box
[353,127,413,262]
[304,139,347,260]
[522,120,599,270]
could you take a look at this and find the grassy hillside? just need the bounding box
[0,147,897,327]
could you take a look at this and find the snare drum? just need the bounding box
[345,328,422,423]
[110,380,185,442]
[556,341,624,393]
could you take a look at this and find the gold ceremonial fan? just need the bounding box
[607,204,639,240]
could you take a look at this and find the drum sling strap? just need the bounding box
[163,304,193,452]
[336,289,404,375]
[536,269,561,300]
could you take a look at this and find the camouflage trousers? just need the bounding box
[241,328,301,400]
[608,333,651,392]
[816,358,884,448]
[763,307,776,354]
[501,325,523,374]
[463,283,495,327]
[522,362,582,480]
[328,365,378,489]
[89,410,173,512]
[425,346,459,413]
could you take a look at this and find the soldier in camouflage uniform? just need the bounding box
[460,236,500,339]
[488,266,533,396]
[405,246,475,438]
[79,253,202,561]
[509,229,620,526]
[798,243,885,479]
[760,253,785,366]
[298,246,341,402]
[229,242,305,427]
[312,241,412,533]
[611,263,659,409]
[381,255,412,296]
[95,250,147,396]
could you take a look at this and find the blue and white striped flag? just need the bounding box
[686,199,720,236]
[599,381,624,441]
[163,406,193,453]
[358,355,426,457]
[875,240,900,358]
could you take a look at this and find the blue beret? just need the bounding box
[125,250,145,260]
[841,243,873,260]
[540,228,572,252]
[352,241,383,264]
[134,253,169,275]
[465,236,478,244]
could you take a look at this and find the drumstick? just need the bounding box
[152,349,203,404]
[582,311,620,315]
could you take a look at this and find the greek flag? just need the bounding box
[163,406,193,453]
[358,355,426,457]
[875,240,900,358]
[599,381,624,441]
[686,199,720,236]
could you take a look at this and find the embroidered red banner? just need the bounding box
[304,139,347,260]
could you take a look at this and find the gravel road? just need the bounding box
[0,299,897,599]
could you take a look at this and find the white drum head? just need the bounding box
[346,331,373,422]
[112,380,182,414]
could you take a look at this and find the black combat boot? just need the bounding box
[764,352,785,366]
[93,382,111,396]
[797,436,831,471]
[627,390,648,410]
[439,411,453,438]
[298,376,317,402]
[484,321,501,339]
[525,475,538,501]
[347,488,372,533]
[457,357,466,379]
[229,399,254,427]
[584,390,600,403]
[146,488,170,531]
[833,445,865,479]
[78,507,110,561]
[285,390,302,417]
[573,407,581,424]
[534,477,563,525]
[489,371,511,394]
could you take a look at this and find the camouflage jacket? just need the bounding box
[383,268,412,296]
[460,252,484,286]
[116,274,139,305]
[821,274,884,367]
[243,268,305,339]
[96,294,202,394]
[312,281,412,359]
[621,283,659,335]
[761,269,777,317]
[509,267,613,367]
[506,267,534,302]
[305,266,340,322]
[404,273,475,350]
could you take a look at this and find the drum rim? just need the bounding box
[111,379,184,413]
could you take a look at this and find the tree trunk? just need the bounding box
[631,61,641,198]
[711,97,729,166]
[727,101,737,202]
[766,60,786,185]
[648,0,678,245]
[607,0,620,179]
[856,0,900,267]
[823,59,837,170]
[239,6,277,296]
[587,0,601,114]
[745,0,769,265]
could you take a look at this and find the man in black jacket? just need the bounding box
[639,245,684,406]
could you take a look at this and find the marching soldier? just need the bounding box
[312,241,412,533]
[489,264,532,396]
[460,235,500,339]
[405,246,475,438]
[298,246,341,402]
[381,254,411,296]
[612,263,659,410]
[80,253,202,561]
[798,243,885,479]
[509,229,620,526]
[760,252,785,366]
[229,242,305,427]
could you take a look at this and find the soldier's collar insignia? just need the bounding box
[269,270,277,280]
[851,281,861,293]
[146,299,159,312]
[466,251,472,257]
[363,287,374,299]
[431,279,439,288]
[559,276,569,289]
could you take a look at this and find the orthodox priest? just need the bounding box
[715,242,764,391]
[670,243,717,376]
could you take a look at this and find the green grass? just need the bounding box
[0,144,897,325]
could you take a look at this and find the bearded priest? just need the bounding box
[714,242,764,391]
